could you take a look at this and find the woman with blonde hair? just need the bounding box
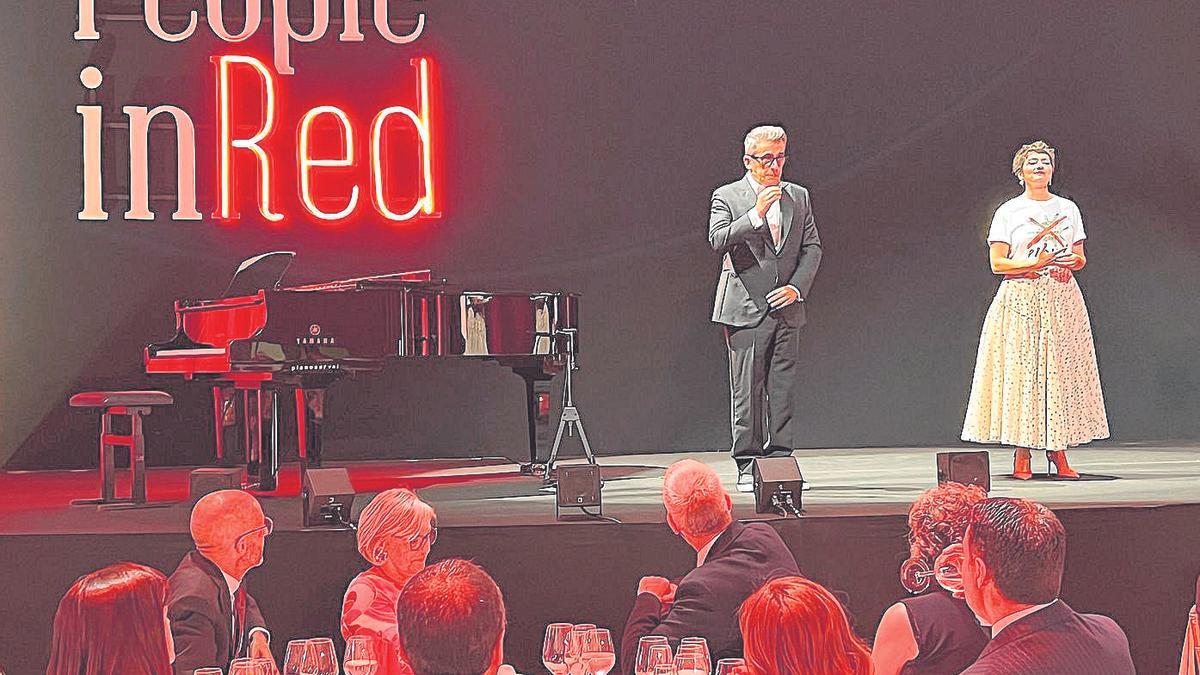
[738,576,871,675]
[341,488,437,675]
[962,140,1109,478]
[872,481,988,674]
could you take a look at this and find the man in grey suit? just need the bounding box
[709,125,822,491]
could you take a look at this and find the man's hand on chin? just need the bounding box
[637,576,672,603]
[249,632,275,668]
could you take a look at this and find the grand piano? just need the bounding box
[145,252,580,490]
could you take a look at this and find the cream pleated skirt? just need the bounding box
[962,274,1110,451]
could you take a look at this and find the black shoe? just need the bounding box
[736,473,754,493]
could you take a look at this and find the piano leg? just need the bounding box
[299,388,325,469]
[514,368,555,471]
[260,389,278,492]
[211,386,225,461]
[243,389,259,480]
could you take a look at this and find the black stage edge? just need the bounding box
[3,503,1198,674]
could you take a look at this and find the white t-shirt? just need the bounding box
[987,194,1086,259]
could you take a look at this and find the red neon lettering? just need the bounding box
[371,58,435,222]
[216,55,282,222]
[298,106,359,221]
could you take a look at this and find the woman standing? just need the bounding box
[962,140,1109,479]
[341,488,437,675]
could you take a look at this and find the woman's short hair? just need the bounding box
[356,488,436,565]
[1011,140,1056,177]
[738,576,872,675]
[901,481,988,593]
[47,562,171,675]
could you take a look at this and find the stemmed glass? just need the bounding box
[343,635,380,675]
[641,644,674,675]
[283,640,311,675]
[229,659,270,675]
[674,652,707,675]
[304,637,339,675]
[193,669,224,675]
[581,628,615,675]
[543,623,574,674]
[651,665,677,675]
[715,658,746,675]
[676,638,711,674]
[634,636,670,675]
[566,624,596,675]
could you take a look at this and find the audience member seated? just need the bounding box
[47,562,175,675]
[342,488,436,675]
[959,497,1135,674]
[873,481,989,674]
[619,459,801,674]
[395,558,516,675]
[167,489,274,675]
[738,575,872,675]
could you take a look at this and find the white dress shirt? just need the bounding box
[220,570,270,647]
[989,599,1058,637]
[695,532,722,567]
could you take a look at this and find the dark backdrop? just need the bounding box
[3,0,1199,468]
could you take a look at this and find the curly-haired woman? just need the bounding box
[872,481,989,675]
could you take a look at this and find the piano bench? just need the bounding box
[69,391,174,506]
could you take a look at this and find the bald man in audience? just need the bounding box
[619,459,801,674]
[167,490,274,674]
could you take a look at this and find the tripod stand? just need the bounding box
[543,328,595,480]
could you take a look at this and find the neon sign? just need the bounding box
[72,1,438,225]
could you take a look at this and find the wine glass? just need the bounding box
[284,640,310,675]
[581,628,615,675]
[645,644,674,675]
[634,636,670,675]
[193,669,224,675]
[715,658,746,675]
[935,543,965,597]
[674,652,707,675]
[651,665,676,675]
[343,636,380,675]
[567,624,596,675]
[679,637,710,662]
[543,623,574,675]
[229,659,269,675]
[305,637,339,675]
[676,642,710,674]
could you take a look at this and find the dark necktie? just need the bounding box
[234,586,247,657]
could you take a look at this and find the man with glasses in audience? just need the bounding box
[167,489,275,674]
[708,125,822,492]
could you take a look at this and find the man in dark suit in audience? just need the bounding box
[167,490,274,675]
[960,497,1134,675]
[619,459,800,674]
[396,558,517,675]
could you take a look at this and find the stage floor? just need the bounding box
[2,440,1197,535]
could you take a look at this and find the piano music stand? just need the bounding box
[543,329,596,482]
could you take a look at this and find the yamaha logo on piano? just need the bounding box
[298,336,337,346]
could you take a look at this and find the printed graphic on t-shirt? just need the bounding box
[1023,214,1070,258]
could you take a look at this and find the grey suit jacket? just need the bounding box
[709,178,822,328]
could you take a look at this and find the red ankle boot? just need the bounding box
[1047,450,1080,479]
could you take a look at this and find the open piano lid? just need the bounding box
[221,251,296,298]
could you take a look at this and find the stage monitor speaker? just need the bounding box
[555,464,601,519]
[752,457,804,516]
[936,451,991,492]
[302,468,355,527]
[189,467,242,503]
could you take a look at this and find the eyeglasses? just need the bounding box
[407,523,437,550]
[747,154,787,167]
[234,516,273,548]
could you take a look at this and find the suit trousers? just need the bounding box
[724,304,801,475]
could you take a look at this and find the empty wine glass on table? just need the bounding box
[651,665,677,675]
[581,628,615,675]
[676,643,710,674]
[674,652,708,675]
[567,624,596,675]
[229,658,270,675]
[679,637,710,663]
[543,623,574,675]
[193,669,223,675]
[634,636,670,675]
[715,658,745,675]
[305,637,340,675]
[643,644,674,675]
[344,635,380,675]
[284,640,311,675]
